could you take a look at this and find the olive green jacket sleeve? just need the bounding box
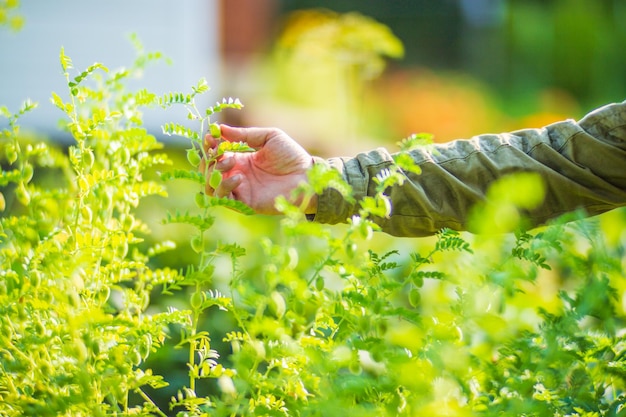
[313,100,626,237]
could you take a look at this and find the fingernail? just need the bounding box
[217,156,232,170]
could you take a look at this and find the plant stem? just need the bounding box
[136,388,168,417]
[307,231,354,287]
[189,311,199,393]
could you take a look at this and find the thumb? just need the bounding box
[220,125,277,149]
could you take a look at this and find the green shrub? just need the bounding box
[2,42,626,417]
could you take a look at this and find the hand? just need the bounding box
[202,125,318,215]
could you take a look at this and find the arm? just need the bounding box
[206,101,626,237]
[314,101,626,236]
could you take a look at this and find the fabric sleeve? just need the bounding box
[312,100,626,237]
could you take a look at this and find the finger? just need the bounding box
[204,133,219,148]
[220,124,281,149]
[203,133,220,155]
[215,154,235,172]
[201,152,235,196]
[201,153,234,182]
[201,131,229,174]
[215,173,242,198]
[198,152,218,178]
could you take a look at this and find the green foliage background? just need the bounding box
[278,0,626,112]
[2,5,626,417]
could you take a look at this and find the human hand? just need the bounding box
[202,125,318,215]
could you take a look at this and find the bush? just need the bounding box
[2,43,626,417]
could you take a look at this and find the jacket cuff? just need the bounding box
[312,156,368,225]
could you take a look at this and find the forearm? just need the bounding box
[314,101,626,237]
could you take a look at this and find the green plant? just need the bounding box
[0,39,249,415]
[2,34,626,417]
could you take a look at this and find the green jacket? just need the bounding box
[314,100,626,237]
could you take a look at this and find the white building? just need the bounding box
[0,0,221,140]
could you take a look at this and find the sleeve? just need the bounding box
[312,100,626,237]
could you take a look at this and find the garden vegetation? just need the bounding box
[2,9,626,417]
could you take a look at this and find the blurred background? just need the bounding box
[0,0,220,138]
[1,0,625,154]
[219,0,626,155]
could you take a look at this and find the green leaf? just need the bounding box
[394,152,421,175]
[216,242,247,258]
[396,133,433,151]
[192,77,210,95]
[206,97,244,115]
[158,91,192,107]
[0,169,21,186]
[190,235,203,253]
[217,140,255,156]
[59,46,73,72]
[161,123,200,141]
[164,210,215,231]
[18,99,37,115]
[435,228,473,253]
[160,169,206,185]
[408,288,421,307]
[50,92,65,110]
[306,162,354,203]
[206,196,255,215]
[202,289,233,311]
[359,195,391,218]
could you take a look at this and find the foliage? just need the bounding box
[0,40,248,416]
[0,0,22,31]
[277,8,404,80]
[269,8,405,143]
[3,39,626,417]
